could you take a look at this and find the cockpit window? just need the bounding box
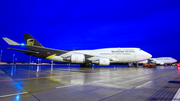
[139,49,142,51]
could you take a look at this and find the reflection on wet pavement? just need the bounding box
[0,65,179,101]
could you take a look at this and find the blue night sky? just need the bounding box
[0,0,180,62]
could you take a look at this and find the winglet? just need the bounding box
[2,37,20,45]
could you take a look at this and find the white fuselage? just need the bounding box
[2,36,152,66]
[49,48,152,64]
[138,57,177,65]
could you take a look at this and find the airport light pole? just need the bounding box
[15,58,17,64]
[38,59,39,64]
[29,56,31,64]
[51,60,53,65]
[51,60,53,73]
[12,54,15,64]
[40,59,41,65]
[0,50,2,64]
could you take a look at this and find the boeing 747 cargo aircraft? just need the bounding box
[138,57,177,65]
[3,34,152,67]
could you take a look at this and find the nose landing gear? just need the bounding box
[136,62,139,68]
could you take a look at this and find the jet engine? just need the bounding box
[160,62,164,65]
[93,58,110,65]
[70,54,85,63]
[155,61,163,65]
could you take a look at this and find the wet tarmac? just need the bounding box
[0,65,180,101]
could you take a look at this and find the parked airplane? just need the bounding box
[3,34,152,67]
[138,57,177,65]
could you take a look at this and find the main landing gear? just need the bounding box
[80,63,92,68]
[136,62,139,68]
[129,62,139,67]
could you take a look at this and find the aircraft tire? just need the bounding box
[80,63,92,68]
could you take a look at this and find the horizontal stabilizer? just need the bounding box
[2,37,20,45]
[24,45,97,58]
[19,45,110,60]
[8,48,39,54]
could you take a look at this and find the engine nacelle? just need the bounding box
[155,62,164,65]
[160,62,164,65]
[71,54,85,63]
[93,58,110,65]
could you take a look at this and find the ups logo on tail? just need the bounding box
[27,39,34,45]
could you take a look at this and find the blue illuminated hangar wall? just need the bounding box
[0,0,180,62]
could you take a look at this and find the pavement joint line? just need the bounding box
[135,81,152,88]
[112,77,122,79]
[100,70,178,100]
[118,76,147,84]
[99,87,135,101]
[135,71,176,89]
[0,70,119,83]
[92,80,105,83]
[91,77,123,83]
[0,92,28,98]
[153,71,176,80]
[56,84,79,89]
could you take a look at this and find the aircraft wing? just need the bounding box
[26,45,98,58]
[26,45,112,61]
[8,48,39,54]
[26,45,68,53]
[19,45,113,61]
[3,37,113,61]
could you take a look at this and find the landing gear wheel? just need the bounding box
[80,63,92,68]
[80,63,86,67]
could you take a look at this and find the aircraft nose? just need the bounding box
[144,52,152,59]
[147,53,152,59]
[136,51,152,62]
[174,59,177,63]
